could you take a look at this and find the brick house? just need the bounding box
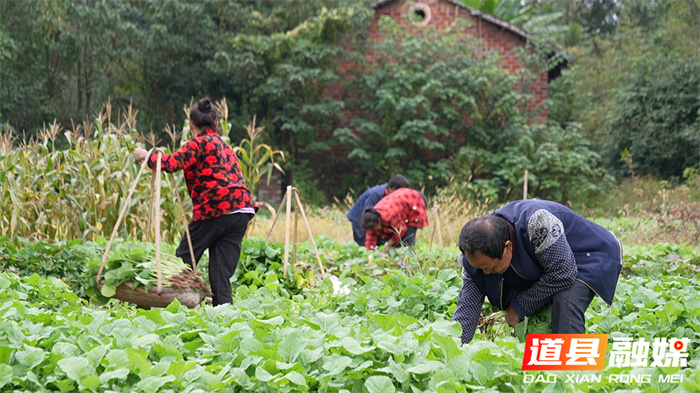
[258,0,562,204]
[369,0,556,123]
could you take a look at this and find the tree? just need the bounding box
[334,17,543,199]
[0,0,64,133]
[459,0,569,42]
[608,52,700,178]
[556,0,700,179]
[0,0,133,134]
[460,0,535,23]
[207,0,373,201]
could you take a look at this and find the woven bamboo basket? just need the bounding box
[98,280,202,308]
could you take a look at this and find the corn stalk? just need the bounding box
[0,102,183,243]
[234,116,285,200]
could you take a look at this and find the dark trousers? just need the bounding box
[355,226,419,248]
[551,280,596,333]
[400,226,418,246]
[353,230,366,247]
[176,213,253,306]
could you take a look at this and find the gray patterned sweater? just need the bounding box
[452,209,578,344]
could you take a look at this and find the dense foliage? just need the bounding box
[0,0,375,201]
[608,51,700,179]
[0,0,371,133]
[3,0,697,203]
[334,17,544,195]
[550,0,700,180]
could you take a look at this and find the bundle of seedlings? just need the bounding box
[134,254,211,296]
[98,241,210,307]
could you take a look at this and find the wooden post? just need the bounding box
[523,168,529,200]
[266,190,289,242]
[292,192,299,267]
[283,185,292,277]
[264,185,327,280]
[435,206,443,249]
[293,189,326,279]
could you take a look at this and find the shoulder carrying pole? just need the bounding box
[96,148,157,286]
[96,148,196,296]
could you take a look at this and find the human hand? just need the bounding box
[133,148,148,165]
[383,239,397,254]
[505,305,521,327]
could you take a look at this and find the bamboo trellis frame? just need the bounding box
[266,185,326,279]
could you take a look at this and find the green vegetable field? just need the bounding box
[1,235,700,392]
[1,0,699,390]
[1,88,699,393]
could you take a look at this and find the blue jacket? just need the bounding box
[463,200,622,315]
[346,184,388,240]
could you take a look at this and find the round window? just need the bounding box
[412,3,432,26]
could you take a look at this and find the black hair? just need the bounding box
[458,215,510,259]
[387,174,410,190]
[361,207,381,231]
[189,97,218,132]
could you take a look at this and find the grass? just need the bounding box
[247,189,495,251]
[584,176,700,246]
[251,212,700,256]
[249,179,700,254]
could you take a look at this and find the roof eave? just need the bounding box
[371,0,531,41]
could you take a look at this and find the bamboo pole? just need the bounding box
[265,190,288,242]
[154,152,163,294]
[145,173,156,242]
[283,185,292,277]
[293,193,299,267]
[96,148,154,284]
[293,188,326,279]
[96,147,194,300]
[263,185,326,279]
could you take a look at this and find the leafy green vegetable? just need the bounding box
[98,240,202,296]
[1,239,699,392]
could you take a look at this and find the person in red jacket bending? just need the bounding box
[360,188,428,252]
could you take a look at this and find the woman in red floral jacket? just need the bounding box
[360,188,428,252]
[134,97,257,306]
